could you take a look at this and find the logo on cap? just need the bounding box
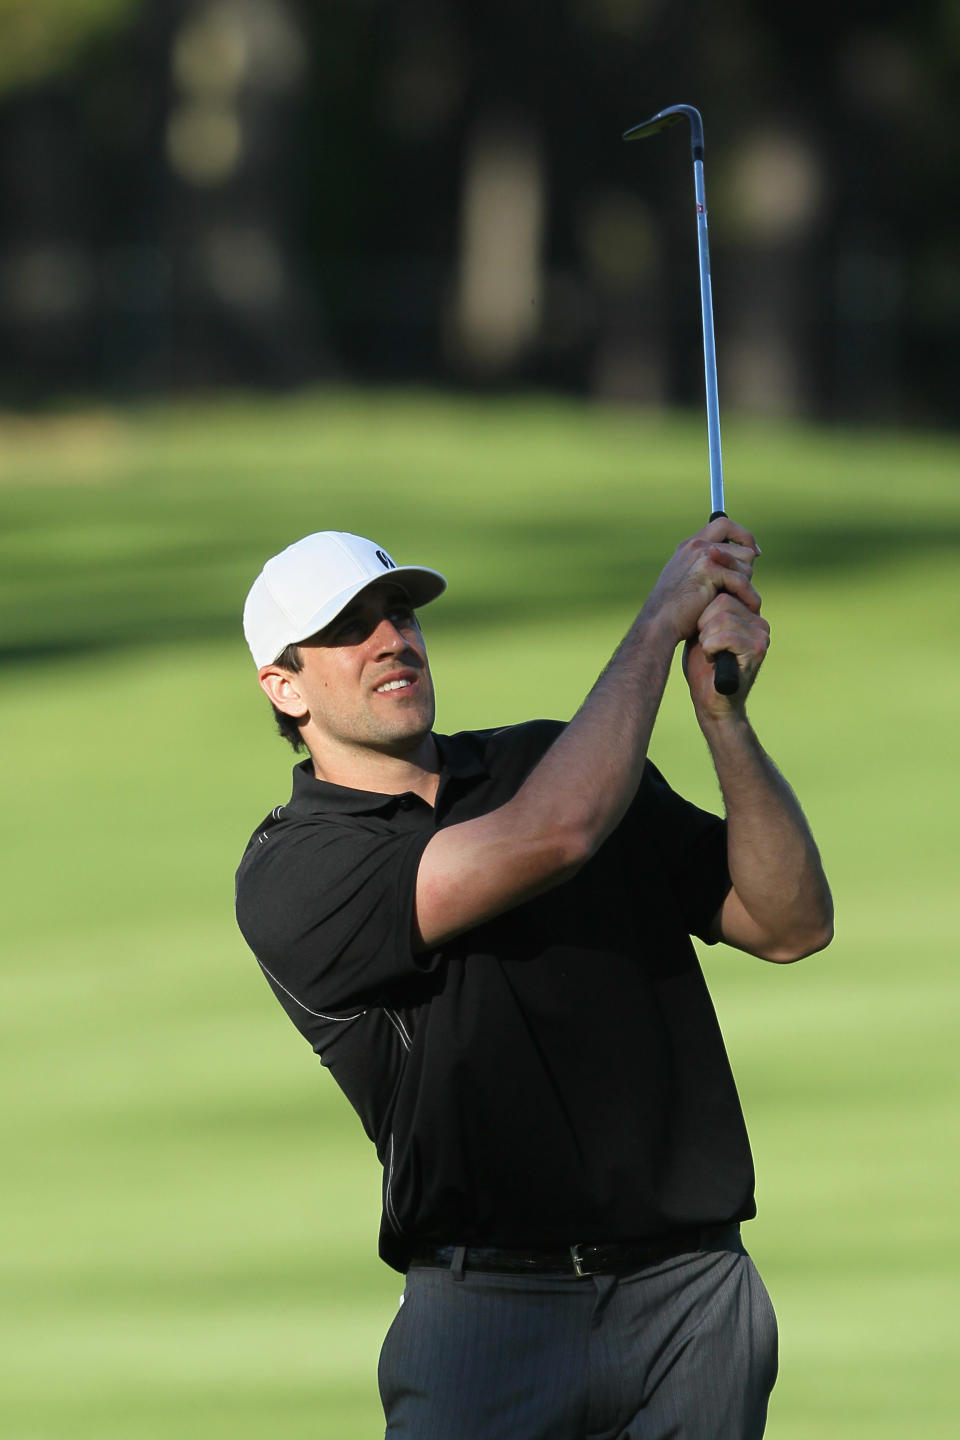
[376,549,397,570]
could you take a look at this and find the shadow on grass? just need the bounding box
[2,509,958,667]
[3,498,955,665]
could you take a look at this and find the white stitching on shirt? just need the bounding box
[256,958,366,1022]
[385,1133,403,1236]
[385,1008,412,1051]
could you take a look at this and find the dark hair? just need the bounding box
[271,643,307,752]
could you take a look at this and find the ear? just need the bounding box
[258,665,308,718]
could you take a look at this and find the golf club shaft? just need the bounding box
[693,155,738,694]
[693,155,724,519]
[624,104,738,696]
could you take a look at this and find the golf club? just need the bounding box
[623,103,739,696]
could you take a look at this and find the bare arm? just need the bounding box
[414,518,761,950]
[684,591,833,962]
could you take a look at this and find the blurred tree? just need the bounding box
[0,0,331,399]
[0,0,957,423]
[0,0,136,94]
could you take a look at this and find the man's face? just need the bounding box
[274,582,436,759]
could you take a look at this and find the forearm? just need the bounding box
[703,714,833,961]
[511,608,676,852]
[509,520,760,857]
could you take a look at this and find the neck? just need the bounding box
[309,732,442,806]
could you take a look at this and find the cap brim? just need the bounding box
[279,565,447,656]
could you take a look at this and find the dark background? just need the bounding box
[1,0,957,425]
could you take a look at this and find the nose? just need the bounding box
[371,617,409,656]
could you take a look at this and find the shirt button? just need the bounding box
[398,795,415,810]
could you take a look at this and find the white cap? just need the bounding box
[243,531,447,667]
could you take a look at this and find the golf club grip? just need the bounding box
[713,649,739,695]
[708,508,739,695]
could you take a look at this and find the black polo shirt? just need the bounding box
[235,720,757,1273]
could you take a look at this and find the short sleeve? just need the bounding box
[632,762,731,943]
[235,817,439,1012]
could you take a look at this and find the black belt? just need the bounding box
[408,1224,737,1279]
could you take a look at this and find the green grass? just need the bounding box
[2,389,959,1437]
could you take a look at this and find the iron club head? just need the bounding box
[623,104,704,158]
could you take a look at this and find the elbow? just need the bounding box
[505,787,614,891]
[763,879,835,964]
[529,812,604,887]
[763,913,834,965]
[495,818,593,902]
[552,823,595,882]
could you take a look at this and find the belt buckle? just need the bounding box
[569,1243,598,1278]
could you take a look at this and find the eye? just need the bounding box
[325,613,365,644]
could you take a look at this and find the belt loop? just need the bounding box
[450,1245,466,1282]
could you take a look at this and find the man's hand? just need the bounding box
[641,517,761,649]
[683,593,771,716]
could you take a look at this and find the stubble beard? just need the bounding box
[354,677,436,757]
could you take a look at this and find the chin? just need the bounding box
[370,710,433,750]
[396,717,434,748]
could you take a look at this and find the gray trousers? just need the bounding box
[379,1228,778,1440]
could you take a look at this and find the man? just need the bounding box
[235,523,832,1439]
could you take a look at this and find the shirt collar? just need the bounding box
[286,731,488,816]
